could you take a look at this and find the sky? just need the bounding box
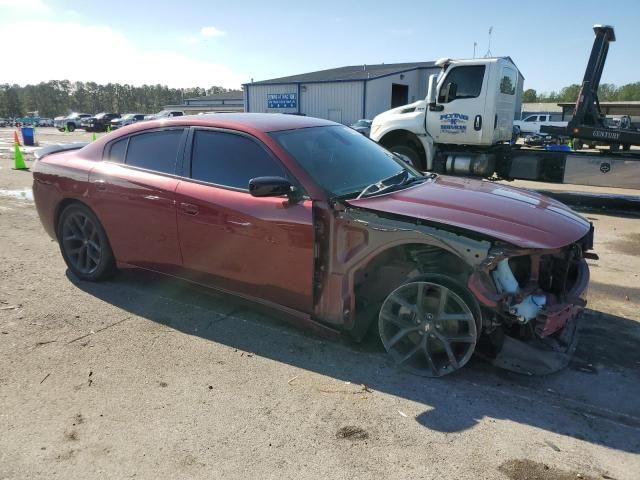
[1,0,639,93]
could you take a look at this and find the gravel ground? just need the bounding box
[1,127,639,480]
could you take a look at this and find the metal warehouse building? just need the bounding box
[243,62,440,125]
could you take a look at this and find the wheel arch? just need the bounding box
[54,198,97,240]
[378,129,427,169]
[349,242,475,340]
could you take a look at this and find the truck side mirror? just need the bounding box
[427,74,438,105]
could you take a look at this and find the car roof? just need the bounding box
[138,112,338,133]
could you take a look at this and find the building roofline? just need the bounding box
[244,62,437,86]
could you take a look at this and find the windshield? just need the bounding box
[270,125,420,197]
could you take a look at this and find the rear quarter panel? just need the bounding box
[32,150,95,239]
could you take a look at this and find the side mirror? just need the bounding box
[249,176,295,198]
[426,74,438,105]
[444,82,458,102]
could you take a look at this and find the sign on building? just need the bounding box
[267,93,297,109]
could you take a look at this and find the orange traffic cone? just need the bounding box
[13,130,21,146]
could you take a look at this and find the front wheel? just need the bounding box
[57,203,116,281]
[378,278,478,377]
[67,123,75,132]
[388,144,423,171]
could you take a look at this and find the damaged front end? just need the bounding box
[468,230,593,375]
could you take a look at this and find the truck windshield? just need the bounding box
[270,125,420,198]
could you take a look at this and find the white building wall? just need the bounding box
[245,67,440,123]
[300,82,363,125]
[246,83,299,114]
[365,68,438,119]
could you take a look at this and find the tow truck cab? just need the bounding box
[371,57,523,173]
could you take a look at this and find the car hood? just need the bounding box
[346,175,591,249]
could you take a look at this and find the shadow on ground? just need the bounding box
[70,269,640,454]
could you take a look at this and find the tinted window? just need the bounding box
[107,137,128,163]
[191,130,287,189]
[499,67,517,95]
[271,125,419,197]
[524,116,537,122]
[125,129,184,174]
[438,65,485,102]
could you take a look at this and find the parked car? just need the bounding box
[110,113,146,129]
[80,116,93,129]
[513,114,568,135]
[37,117,54,127]
[0,118,9,127]
[54,113,92,132]
[143,110,184,121]
[85,112,121,132]
[350,119,372,136]
[32,114,594,377]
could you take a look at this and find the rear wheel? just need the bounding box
[378,278,478,377]
[57,203,116,281]
[67,123,75,132]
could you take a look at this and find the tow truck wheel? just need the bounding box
[389,145,423,171]
[623,144,631,151]
[572,139,583,150]
[378,279,478,377]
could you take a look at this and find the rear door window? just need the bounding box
[107,137,128,163]
[125,129,184,174]
[190,130,287,190]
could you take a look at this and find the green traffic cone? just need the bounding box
[92,132,97,142]
[106,125,111,133]
[13,143,28,170]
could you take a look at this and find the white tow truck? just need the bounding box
[370,56,522,178]
[370,25,640,190]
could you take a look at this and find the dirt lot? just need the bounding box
[1,127,639,479]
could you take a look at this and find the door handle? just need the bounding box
[93,179,107,191]
[179,202,199,215]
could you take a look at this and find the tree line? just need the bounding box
[0,81,236,118]
[523,82,640,103]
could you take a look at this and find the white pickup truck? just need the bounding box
[513,114,568,134]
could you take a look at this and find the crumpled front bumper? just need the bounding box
[470,255,590,375]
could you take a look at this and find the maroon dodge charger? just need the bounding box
[33,114,594,376]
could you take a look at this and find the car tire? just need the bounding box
[67,123,75,132]
[389,144,423,171]
[57,203,116,281]
[378,273,480,377]
[572,139,583,150]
